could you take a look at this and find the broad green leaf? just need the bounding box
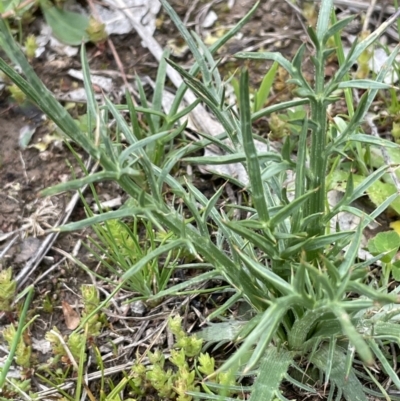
[369,146,400,173]
[288,309,327,349]
[374,321,400,337]
[329,170,400,215]
[0,0,34,14]
[367,231,400,264]
[393,260,400,281]
[0,0,19,12]
[249,347,294,401]
[197,321,247,344]
[19,125,36,149]
[40,0,89,45]
[311,346,369,401]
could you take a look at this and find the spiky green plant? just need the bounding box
[2,1,400,400]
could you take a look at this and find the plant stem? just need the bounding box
[307,46,327,243]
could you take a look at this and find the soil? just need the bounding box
[0,0,397,400]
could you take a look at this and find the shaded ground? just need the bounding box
[0,0,397,399]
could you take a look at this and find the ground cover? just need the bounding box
[2,1,400,400]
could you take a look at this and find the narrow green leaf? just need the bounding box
[192,30,222,89]
[121,239,189,282]
[205,292,242,321]
[324,336,337,387]
[0,27,95,157]
[54,206,152,232]
[323,15,356,44]
[292,44,306,74]
[236,249,293,295]
[302,261,336,299]
[333,306,374,366]
[159,0,211,84]
[307,26,320,51]
[333,14,400,86]
[243,298,297,372]
[118,130,173,165]
[150,270,218,299]
[338,222,364,278]
[338,80,392,90]
[269,188,316,228]
[184,151,282,165]
[285,372,318,395]
[235,51,295,77]
[345,282,398,304]
[240,69,269,222]
[80,45,97,123]
[261,161,293,181]
[152,49,169,129]
[166,58,234,135]
[136,75,156,135]
[333,164,390,204]
[168,1,260,118]
[347,133,400,148]
[103,96,161,203]
[167,98,201,126]
[303,231,353,251]
[203,184,225,222]
[223,221,279,259]
[125,90,144,142]
[254,61,278,112]
[41,169,140,197]
[252,98,309,121]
